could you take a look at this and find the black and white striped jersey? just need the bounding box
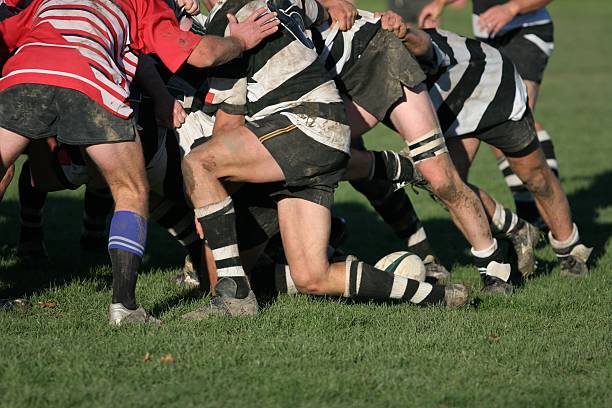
[312,14,527,138]
[425,28,527,137]
[312,10,380,79]
[202,0,350,153]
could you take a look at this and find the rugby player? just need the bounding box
[0,0,279,325]
[180,0,470,318]
[419,0,559,226]
[311,10,524,292]
[359,12,591,280]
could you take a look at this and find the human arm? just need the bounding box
[186,9,279,68]
[417,0,460,28]
[377,11,434,61]
[134,55,187,128]
[478,0,553,35]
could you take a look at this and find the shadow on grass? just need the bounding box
[0,195,186,299]
[0,169,609,301]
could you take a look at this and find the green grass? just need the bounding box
[1,1,611,407]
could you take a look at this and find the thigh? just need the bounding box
[388,84,441,142]
[0,127,30,170]
[189,124,284,184]
[343,96,379,139]
[84,137,147,191]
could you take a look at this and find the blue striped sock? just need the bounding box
[108,211,147,258]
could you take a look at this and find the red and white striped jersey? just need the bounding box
[0,0,201,118]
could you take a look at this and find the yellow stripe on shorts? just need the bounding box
[258,124,297,143]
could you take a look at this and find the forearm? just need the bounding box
[134,55,172,103]
[187,36,245,68]
[402,25,434,59]
[505,0,553,15]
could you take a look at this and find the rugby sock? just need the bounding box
[108,211,147,310]
[490,200,520,236]
[18,161,47,244]
[151,198,203,271]
[369,151,415,183]
[548,223,580,257]
[497,130,560,223]
[350,177,435,260]
[274,259,445,304]
[195,197,250,299]
[471,239,511,282]
[81,187,113,247]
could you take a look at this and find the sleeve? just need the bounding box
[0,0,36,59]
[134,0,202,73]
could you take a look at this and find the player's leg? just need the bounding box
[17,159,49,260]
[275,196,468,306]
[181,125,284,317]
[80,186,114,250]
[505,145,590,277]
[446,136,538,284]
[0,128,30,201]
[349,136,449,281]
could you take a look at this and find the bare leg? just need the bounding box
[0,128,31,200]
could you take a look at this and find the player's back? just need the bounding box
[204,0,340,120]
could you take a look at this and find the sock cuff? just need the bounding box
[536,130,551,141]
[108,211,147,257]
[407,226,427,247]
[194,196,233,219]
[471,239,497,259]
[548,223,579,250]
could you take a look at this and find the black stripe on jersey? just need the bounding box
[426,29,457,66]
[477,52,516,130]
[436,40,486,133]
[247,62,332,116]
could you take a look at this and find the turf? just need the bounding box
[1,1,611,407]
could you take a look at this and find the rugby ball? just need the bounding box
[375,251,426,282]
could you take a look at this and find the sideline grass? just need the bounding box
[0,1,611,407]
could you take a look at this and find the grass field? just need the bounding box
[1,1,611,407]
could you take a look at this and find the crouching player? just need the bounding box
[180,0,470,318]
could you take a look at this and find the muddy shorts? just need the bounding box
[336,29,426,120]
[470,108,538,156]
[246,112,349,209]
[0,84,135,145]
[479,23,554,84]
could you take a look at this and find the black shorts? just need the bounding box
[246,113,349,209]
[0,84,135,145]
[479,23,554,84]
[471,108,538,156]
[337,29,426,120]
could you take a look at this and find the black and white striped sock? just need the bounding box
[471,239,511,282]
[195,197,249,298]
[274,259,445,305]
[491,200,520,236]
[151,197,202,264]
[18,161,47,243]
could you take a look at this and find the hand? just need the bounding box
[175,0,200,16]
[478,3,519,36]
[376,11,408,40]
[227,8,279,51]
[154,97,187,129]
[327,0,357,31]
[172,100,187,129]
[417,0,445,28]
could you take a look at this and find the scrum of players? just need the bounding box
[0,0,592,324]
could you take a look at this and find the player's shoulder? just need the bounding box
[205,0,267,36]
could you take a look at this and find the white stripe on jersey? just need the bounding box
[429,34,471,111]
[449,42,503,135]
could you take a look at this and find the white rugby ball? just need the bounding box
[375,251,426,282]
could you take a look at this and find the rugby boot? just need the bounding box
[182,277,259,320]
[481,274,513,295]
[108,303,161,326]
[475,240,517,295]
[557,244,592,278]
[506,219,541,279]
[443,284,470,307]
[423,255,451,282]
